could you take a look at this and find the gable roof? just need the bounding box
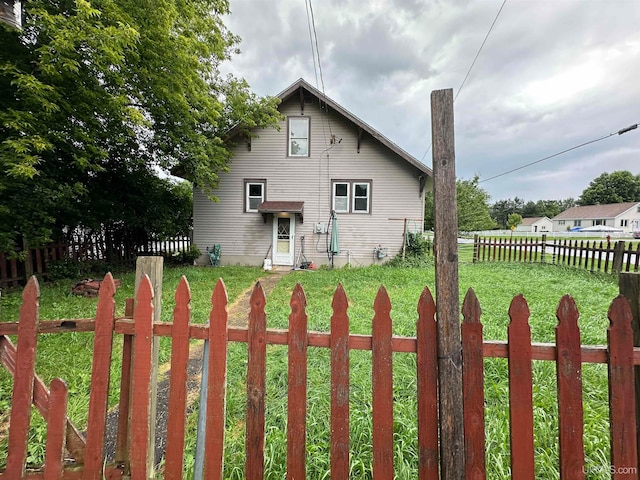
[277,78,432,176]
[520,217,551,226]
[553,202,640,220]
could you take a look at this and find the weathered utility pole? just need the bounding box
[431,88,465,478]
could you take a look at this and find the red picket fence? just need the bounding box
[1,274,639,478]
[473,235,640,274]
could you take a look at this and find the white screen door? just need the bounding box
[273,215,295,266]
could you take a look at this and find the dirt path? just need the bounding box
[103,269,289,465]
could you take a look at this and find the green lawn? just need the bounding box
[0,262,621,478]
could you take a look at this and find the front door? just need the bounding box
[273,215,295,266]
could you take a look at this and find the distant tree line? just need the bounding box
[490,198,576,229]
[425,170,640,232]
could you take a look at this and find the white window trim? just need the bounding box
[332,182,350,213]
[245,181,265,213]
[352,182,370,213]
[332,180,371,214]
[288,116,310,157]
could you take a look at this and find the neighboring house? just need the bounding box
[192,78,432,267]
[552,202,640,233]
[514,217,553,233]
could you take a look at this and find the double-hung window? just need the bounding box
[352,182,370,213]
[288,117,310,156]
[332,180,371,214]
[244,179,266,212]
[333,182,350,213]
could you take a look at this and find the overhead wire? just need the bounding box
[307,0,333,138]
[304,0,319,88]
[478,122,639,184]
[305,0,336,225]
[420,0,507,162]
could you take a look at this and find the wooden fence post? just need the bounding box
[431,88,465,479]
[618,272,640,468]
[134,256,163,477]
[540,234,546,264]
[612,241,625,273]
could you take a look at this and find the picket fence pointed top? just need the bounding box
[211,277,228,306]
[608,294,632,331]
[136,274,154,303]
[462,288,481,324]
[556,295,578,329]
[417,285,435,319]
[175,275,191,303]
[23,275,40,302]
[332,283,348,310]
[374,285,391,313]
[250,281,266,311]
[508,294,530,325]
[98,272,116,298]
[290,283,307,311]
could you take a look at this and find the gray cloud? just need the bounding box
[223,0,640,202]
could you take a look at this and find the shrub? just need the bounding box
[47,259,129,281]
[47,258,88,280]
[163,244,201,266]
[405,231,432,257]
[386,232,434,268]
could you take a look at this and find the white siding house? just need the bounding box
[514,217,553,233]
[552,202,640,233]
[192,79,432,267]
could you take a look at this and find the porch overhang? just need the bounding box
[257,201,304,223]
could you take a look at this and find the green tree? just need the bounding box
[424,175,496,232]
[507,213,523,230]
[521,199,575,219]
[490,197,524,228]
[578,171,640,205]
[0,0,281,251]
[490,197,576,226]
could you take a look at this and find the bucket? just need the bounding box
[262,258,272,271]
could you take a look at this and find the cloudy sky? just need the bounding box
[220,0,640,203]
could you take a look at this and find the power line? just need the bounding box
[308,0,325,100]
[479,122,639,184]
[420,0,507,162]
[304,0,319,88]
[454,0,507,104]
[305,0,333,141]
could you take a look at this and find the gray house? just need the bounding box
[192,78,432,268]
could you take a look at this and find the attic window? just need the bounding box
[288,117,309,157]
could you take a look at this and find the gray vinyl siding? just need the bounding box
[194,96,426,266]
